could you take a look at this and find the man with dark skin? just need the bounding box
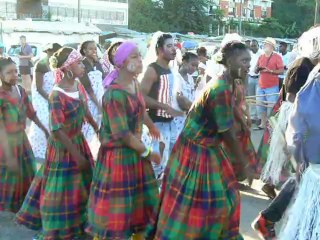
[140,33,183,178]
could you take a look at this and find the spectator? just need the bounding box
[196,47,208,64]
[18,35,34,95]
[248,39,263,124]
[279,41,294,89]
[0,43,7,58]
[245,39,251,48]
[255,37,284,130]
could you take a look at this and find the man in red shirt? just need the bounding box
[255,37,284,129]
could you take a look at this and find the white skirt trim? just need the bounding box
[280,164,320,240]
[260,101,294,185]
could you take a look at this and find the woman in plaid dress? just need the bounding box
[17,47,98,240]
[146,42,253,240]
[0,57,48,213]
[86,41,160,240]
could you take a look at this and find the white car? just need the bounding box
[8,43,43,75]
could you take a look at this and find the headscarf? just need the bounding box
[103,41,137,88]
[49,49,82,84]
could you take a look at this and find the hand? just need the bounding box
[44,130,50,139]
[149,126,160,140]
[148,152,161,165]
[77,154,90,170]
[6,157,19,174]
[242,123,251,137]
[164,105,184,117]
[246,118,252,128]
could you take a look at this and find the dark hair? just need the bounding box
[285,57,314,94]
[280,41,288,47]
[79,40,95,56]
[182,52,198,62]
[251,39,259,45]
[217,41,248,67]
[107,41,122,66]
[156,33,173,53]
[20,35,26,39]
[0,57,15,72]
[53,47,74,68]
[197,47,207,57]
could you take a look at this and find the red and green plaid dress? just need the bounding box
[38,87,93,239]
[86,82,159,239]
[0,85,36,213]
[146,80,243,240]
[228,79,259,180]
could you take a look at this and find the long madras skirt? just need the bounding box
[86,145,159,239]
[0,131,35,213]
[16,165,44,230]
[39,134,93,240]
[146,135,243,240]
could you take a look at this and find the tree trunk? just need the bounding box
[315,0,320,25]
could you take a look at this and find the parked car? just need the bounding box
[8,43,43,75]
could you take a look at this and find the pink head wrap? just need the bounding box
[53,49,82,84]
[103,41,137,88]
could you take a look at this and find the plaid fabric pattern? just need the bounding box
[146,81,243,239]
[86,83,159,239]
[0,85,36,213]
[38,90,94,240]
[16,165,44,230]
[227,80,259,179]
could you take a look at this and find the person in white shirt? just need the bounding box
[279,41,292,89]
[248,39,263,123]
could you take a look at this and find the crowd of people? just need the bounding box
[0,30,319,240]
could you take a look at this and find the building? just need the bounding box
[0,0,129,27]
[208,0,272,21]
[45,0,128,27]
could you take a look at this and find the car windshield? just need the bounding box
[8,45,37,56]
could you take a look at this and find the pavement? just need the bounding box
[0,129,271,240]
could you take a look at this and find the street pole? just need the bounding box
[78,0,81,23]
[315,0,320,25]
[239,0,243,35]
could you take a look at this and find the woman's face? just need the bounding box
[125,48,143,75]
[84,42,98,61]
[69,59,85,78]
[229,49,251,80]
[0,63,18,86]
[185,57,199,75]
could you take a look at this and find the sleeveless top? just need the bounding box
[148,62,174,122]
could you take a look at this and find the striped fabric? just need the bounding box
[156,74,172,118]
[38,89,94,240]
[0,85,36,213]
[146,80,243,240]
[86,82,159,239]
[227,79,259,180]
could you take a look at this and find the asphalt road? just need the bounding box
[0,129,270,240]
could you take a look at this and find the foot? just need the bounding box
[262,184,277,200]
[251,214,276,240]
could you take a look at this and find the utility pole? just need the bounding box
[315,0,320,25]
[239,0,243,35]
[78,0,81,23]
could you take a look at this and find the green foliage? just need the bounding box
[128,0,210,34]
[272,0,315,36]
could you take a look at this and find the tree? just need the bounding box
[272,0,315,37]
[128,0,210,34]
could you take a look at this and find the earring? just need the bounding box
[66,70,73,79]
